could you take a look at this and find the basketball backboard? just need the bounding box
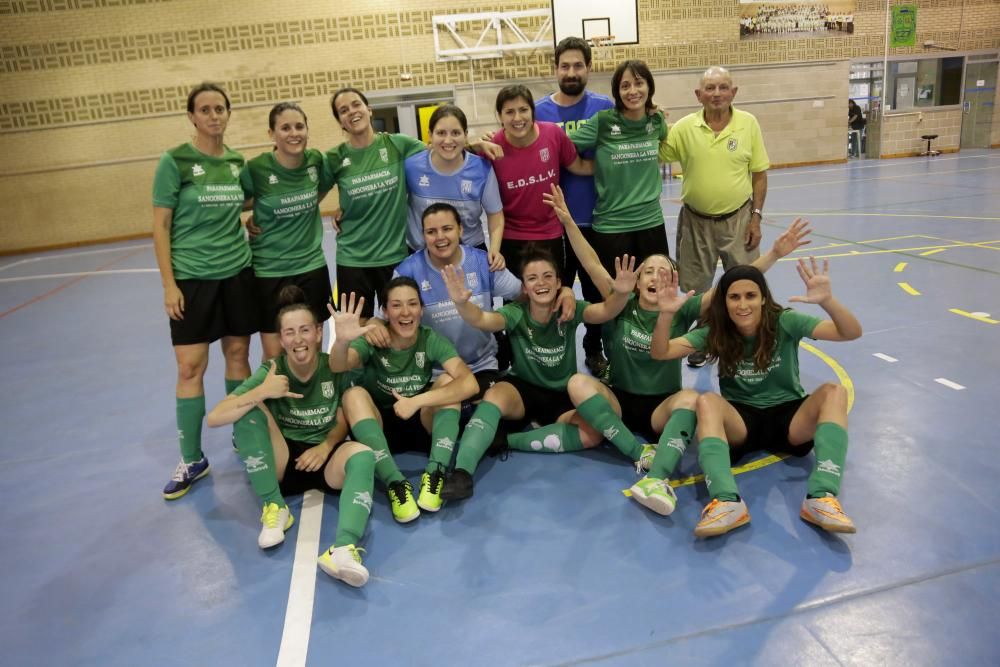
[551,0,639,47]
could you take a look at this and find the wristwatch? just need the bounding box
[751,208,763,217]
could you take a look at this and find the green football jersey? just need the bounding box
[349,326,458,408]
[500,300,588,391]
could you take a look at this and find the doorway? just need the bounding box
[960,59,998,149]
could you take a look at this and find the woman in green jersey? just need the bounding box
[241,102,334,360]
[153,83,257,500]
[329,280,478,522]
[544,184,811,517]
[207,286,375,587]
[651,259,862,538]
[438,246,638,501]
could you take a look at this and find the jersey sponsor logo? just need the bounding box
[420,279,432,291]
[308,166,318,183]
[229,164,240,178]
[342,157,352,167]
[610,124,622,136]
[268,173,279,184]
[321,381,335,398]
[466,272,479,289]
[379,147,389,163]
[816,459,842,476]
[539,147,550,163]
[192,163,205,176]
[415,351,426,368]
[461,179,473,194]
[418,174,430,187]
[727,138,738,152]
[353,491,374,512]
[244,455,268,474]
[505,169,557,190]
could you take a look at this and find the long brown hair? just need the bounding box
[703,265,784,377]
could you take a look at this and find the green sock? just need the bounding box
[335,449,375,547]
[455,401,502,474]
[234,408,285,507]
[351,418,404,485]
[649,408,696,480]
[176,396,206,463]
[808,422,848,497]
[507,423,584,453]
[427,408,460,472]
[699,437,740,502]
[224,378,242,395]
[576,394,643,460]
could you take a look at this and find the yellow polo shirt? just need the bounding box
[659,107,769,216]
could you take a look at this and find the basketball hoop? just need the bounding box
[588,35,616,64]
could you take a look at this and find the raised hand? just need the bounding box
[260,360,304,400]
[789,257,832,305]
[327,292,375,344]
[655,266,693,314]
[772,218,812,258]
[441,264,472,305]
[542,184,574,228]
[391,389,419,420]
[611,254,638,295]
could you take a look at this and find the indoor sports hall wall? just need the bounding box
[1,0,998,253]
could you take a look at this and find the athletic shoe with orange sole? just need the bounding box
[694,498,750,537]
[800,495,856,533]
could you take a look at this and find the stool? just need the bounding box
[921,134,940,157]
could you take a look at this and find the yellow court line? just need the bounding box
[949,309,999,325]
[777,241,1000,261]
[628,342,855,491]
[894,262,908,272]
[898,282,921,295]
[920,248,945,257]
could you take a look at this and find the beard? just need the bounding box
[558,78,585,96]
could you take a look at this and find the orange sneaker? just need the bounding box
[694,498,750,538]
[800,495,856,533]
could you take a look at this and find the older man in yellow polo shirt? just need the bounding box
[660,66,769,365]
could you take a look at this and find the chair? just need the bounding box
[921,134,940,157]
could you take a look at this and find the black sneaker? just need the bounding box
[585,353,609,378]
[440,468,474,501]
[687,351,708,368]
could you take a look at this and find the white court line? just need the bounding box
[276,489,324,667]
[0,268,158,283]
[873,353,898,363]
[934,378,966,391]
[0,243,153,272]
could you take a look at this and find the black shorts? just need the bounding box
[500,236,571,285]
[170,266,259,346]
[256,265,333,334]
[279,438,338,496]
[471,369,503,402]
[614,387,670,441]
[502,376,574,428]
[593,225,670,275]
[376,404,431,454]
[335,263,398,319]
[729,396,814,462]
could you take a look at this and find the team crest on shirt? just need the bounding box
[342,157,352,167]
[379,147,389,163]
[419,175,430,187]
[727,138,738,152]
[415,351,426,368]
[192,163,205,176]
[379,355,390,368]
[268,174,279,185]
[461,179,473,194]
[420,280,432,291]
[539,147,550,163]
[229,164,240,178]
[307,166,318,183]
[646,122,654,134]
[321,381,335,398]
[466,272,479,289]
[610,124,622,136]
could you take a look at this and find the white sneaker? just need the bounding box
[318,544,369,587]
[258,503,294,549]
[629,476,678,516]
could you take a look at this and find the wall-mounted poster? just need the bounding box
[740,1,857,40]
[890,5,917,48]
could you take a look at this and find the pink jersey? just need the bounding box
[491,122,578,241]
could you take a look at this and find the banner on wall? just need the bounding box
[739,1,857,40]
[890,5,917,48]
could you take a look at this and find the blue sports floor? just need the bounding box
[1,151,998,666]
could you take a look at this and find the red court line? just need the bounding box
[0,247,147,319]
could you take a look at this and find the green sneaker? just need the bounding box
[629,476,677,516]
[635,443,657,474]
[387,480,420,523]
[417,469,445,512]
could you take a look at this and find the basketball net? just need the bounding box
[588,35,616,65]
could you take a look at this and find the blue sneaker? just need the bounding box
[162,457,210,500]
